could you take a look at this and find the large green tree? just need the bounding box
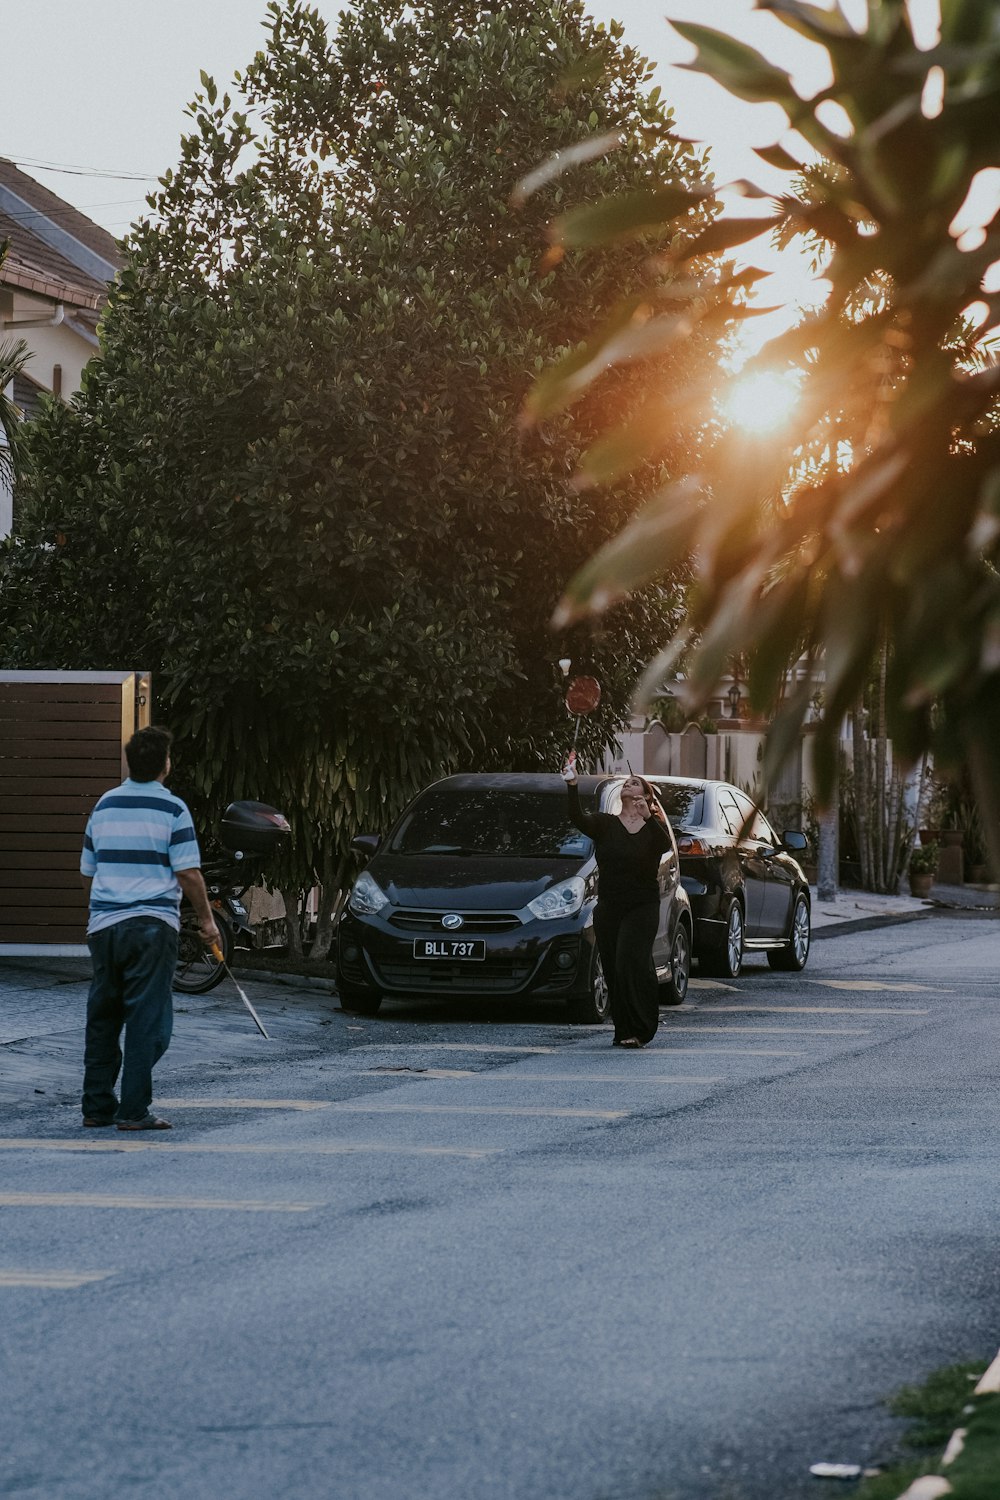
[1,0,718,945]
[532,0,1000,871]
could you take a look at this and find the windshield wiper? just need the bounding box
[398,845,479,856]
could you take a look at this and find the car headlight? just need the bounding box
[348,870,389,916]
[527,876,586,921]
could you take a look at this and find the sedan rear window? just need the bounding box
[388,789,594,859]
[655,785,705,829]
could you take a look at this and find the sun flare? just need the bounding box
[721,370,802,436]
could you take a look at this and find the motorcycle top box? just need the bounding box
[174,799,290,996]
[220,800,290,855]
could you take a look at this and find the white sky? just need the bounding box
[2,2,936,350]
[4,1,833,226]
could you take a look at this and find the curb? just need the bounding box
[812,909,934,940]
[895,1347,1000,1498]
[232,967,339,998]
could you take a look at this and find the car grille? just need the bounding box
[373,957,534,993]
[388,909,521,934]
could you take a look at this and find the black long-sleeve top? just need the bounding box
[567,782,672,912]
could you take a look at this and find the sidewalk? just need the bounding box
[810,879,999,938]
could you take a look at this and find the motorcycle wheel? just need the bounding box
[173,912,231,994]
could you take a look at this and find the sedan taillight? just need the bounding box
[677,836,710,856]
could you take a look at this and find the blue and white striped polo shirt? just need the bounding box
[80,779,202,935]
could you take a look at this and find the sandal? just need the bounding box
[619,1038,643,1048]
[116,1114,172,1132]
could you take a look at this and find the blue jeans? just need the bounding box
[82,917,178,1123]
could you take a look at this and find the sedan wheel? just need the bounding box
[768,894,811,972]
[662,922,691,1007]
[700,898,744,979]
[338,985,383,1016]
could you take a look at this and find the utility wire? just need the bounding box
[0,197,151,226]
[2,153,159,182]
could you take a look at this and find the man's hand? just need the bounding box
[199,915,222,949]
[561,750,578,785]
[177,868,222,948]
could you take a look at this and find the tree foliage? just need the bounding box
[1,0,719,914]
[535,0,1000,866]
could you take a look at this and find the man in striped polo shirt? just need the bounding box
[80,725,219,1130]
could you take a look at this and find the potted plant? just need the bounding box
[908,840,939,898]
[918,776,952,848]
[955,796,989,883]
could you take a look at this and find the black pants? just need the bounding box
[82,917,178,1123]
[593,900,660,1045]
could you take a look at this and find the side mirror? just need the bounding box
[351,833,381,858]
[782,830,808,853]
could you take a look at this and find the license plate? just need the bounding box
[413,938,486,961]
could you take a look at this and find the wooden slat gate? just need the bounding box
[0,671,151,955]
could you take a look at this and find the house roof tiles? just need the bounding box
[0,159,122,312]
[0,213,101,309]
[0,159,123,273]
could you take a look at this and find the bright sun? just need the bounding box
[722,370,802,435]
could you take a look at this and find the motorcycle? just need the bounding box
[173,800,290,995]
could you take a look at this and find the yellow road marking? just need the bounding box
[357,1040,808,1055]
[659,1025,870,1035]
[328,1103,627,1119]
[0,1139,495,1160]
[373,1068,721,1084]
[0,1192,320,1212]
[494,1074,719,1085]
[578,1046,805,1056]
[353,1043,559,1054]
[157,1098,330,1111]
[0,1270,113,1289]
[708,1005,929,1016]
[371,1067,484,1078]
[806,980,948,993]
[687,979,739,992]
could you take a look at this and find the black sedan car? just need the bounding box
[336,773,693,1022]
[646,776,811,979]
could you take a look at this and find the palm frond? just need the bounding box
[0,336,32,480]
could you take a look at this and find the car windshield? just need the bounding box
[388,788,594,859]
[656,785,705,830]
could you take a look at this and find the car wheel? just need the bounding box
[567,946,610,1025]
[662,921,691,1006]
[338,985,383,1016]
[699,898,744,979]
[768,894,811,972]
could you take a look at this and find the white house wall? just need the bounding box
[4,287,96,396]
[16,317,94,396]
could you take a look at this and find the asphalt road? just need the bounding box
[2,911,999,1500]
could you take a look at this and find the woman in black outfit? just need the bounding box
[563,762,672,1047]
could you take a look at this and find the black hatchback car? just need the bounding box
[646,776,811,979]
[336,773,693,1022]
